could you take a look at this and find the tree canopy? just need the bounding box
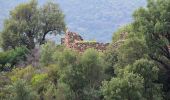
[133,0,170,70]
[0,0,65,50]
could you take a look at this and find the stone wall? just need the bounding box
[73,42,109,52]
[61,31,109,52]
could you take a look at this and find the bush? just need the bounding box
[31,73,48,86]
[9,66,35,82]
[101,72,144,100]
[7,79,37,100]
[0,46,29,71]
[40,42,57,66]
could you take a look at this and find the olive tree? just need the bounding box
[0,0,65,50]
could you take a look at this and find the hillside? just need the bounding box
[0,0,170,99]
[0,0,146,42]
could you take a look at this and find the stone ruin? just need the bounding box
[61,31,110,52]
[61,31,170,56]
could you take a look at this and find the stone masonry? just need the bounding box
[61,31,109,52]
[62,31,169,53]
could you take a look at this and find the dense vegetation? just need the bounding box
[0,0,170,100]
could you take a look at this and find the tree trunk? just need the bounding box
[40,32,49,45]
[28,36,35,49]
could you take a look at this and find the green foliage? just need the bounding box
[78,40,97,43]
[0,72,10,99]
[80,49,105,88]
[47,65,60,85]
[46,66,75,100]
[0,46,29,71]
[103,44,118,79]
[0,0,65,50]
[52,49,105,99]
[102,59,163,100]
[1,0,169,99]
[112,24,132,43]
[43,83,58,100]
[54,49,77,67]
[130,59,159,83]
[7,79,37,100]
[129,59,163,100]
[50,49,81,95]
[9,66,35,82]
[57,49,83,91]
[101,72,144,100]
[133,0,170,98]
[31,73,48,86]
[116,38,147,68]
[40,42,57,66]
[39,2,65,43]
[55,83,75,100]
[133,0,170,71]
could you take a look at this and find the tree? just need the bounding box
[80,49,105,88]
[55,83,75,100]
[79,49,105,99]
[101,72,144,100]
[54,49,77,68]
[43,82,74,100]
[127,59,163,100]
[0,0,65,50]
[39,2,65,44]
[53,49,85,99]
[133,0,170,69]
[56,49,105,99]
[116,38,147,68]
[133,0,170,98]
[103,45,118,79]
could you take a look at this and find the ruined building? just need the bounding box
[61,31,170,54]
[61,31,109,52]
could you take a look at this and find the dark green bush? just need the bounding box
[0,46,29,71]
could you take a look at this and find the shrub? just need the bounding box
[0,46,29,71]
[31,73,48,86]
